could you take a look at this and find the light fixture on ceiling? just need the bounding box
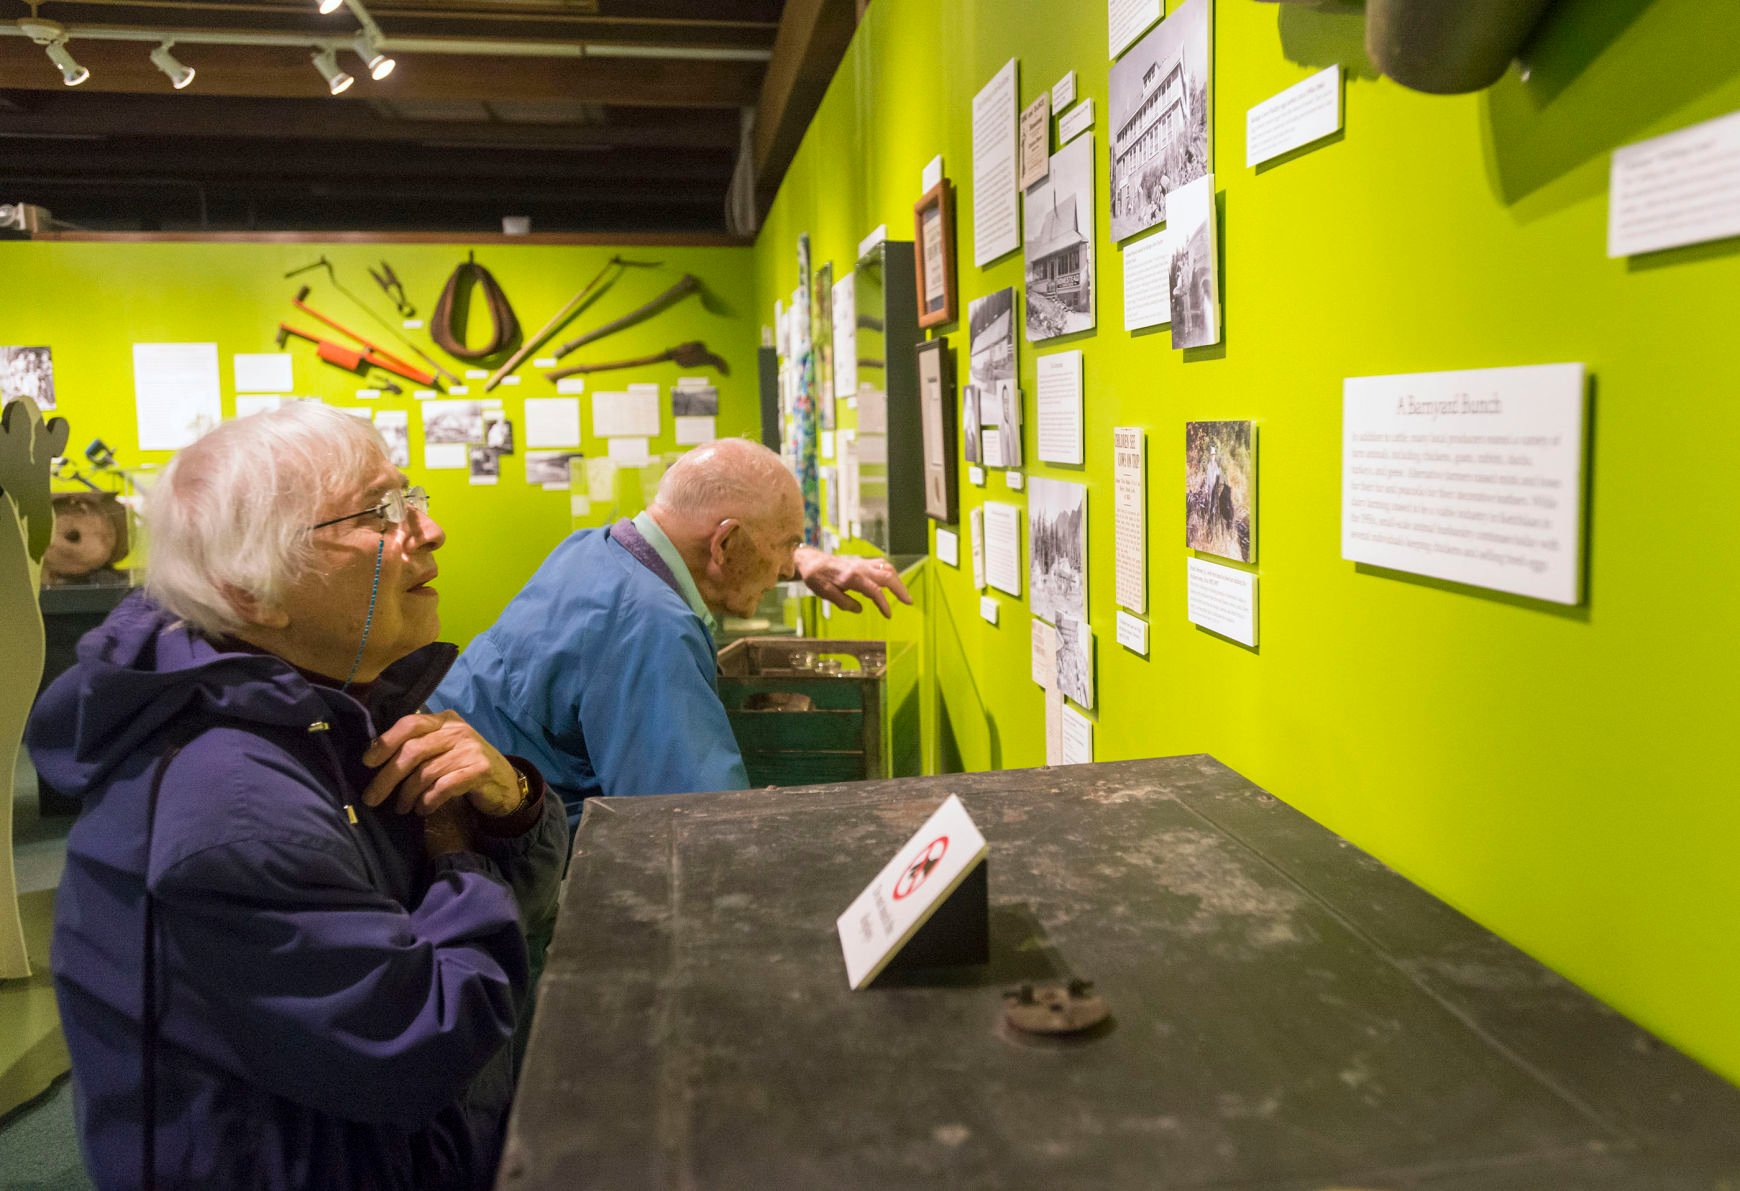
[311,47,353,94]
[353,33,393,80]
[17,18,88,85]
[317,0,344,13]
[149,41,195,89]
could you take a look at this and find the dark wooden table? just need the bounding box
[500,756,1740,1189]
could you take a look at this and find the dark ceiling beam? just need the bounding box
[750,0,856,217]
[0,37,763,105]
[12,174,727,205]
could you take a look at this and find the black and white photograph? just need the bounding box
[1168,173,1221,350]
[483,409,515,454]
[1028,475,1087,624]
[962,384,982,465]
[1054,611,1094,711]
[994,378,1022,469]
[1024,134,1096,342]
[917,338,958,523]
[967,288,1016,390]
[1109,0,1212,242]
[422,399,484,445]
[524,450,578,486]
[375,409,410,469]
[468,445,500,484]
[1,346,55,410]
[1186,419,1255,562]
[672,385,720,417]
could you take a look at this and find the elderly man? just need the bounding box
[432,438,909,824]
[28,403,567,1189]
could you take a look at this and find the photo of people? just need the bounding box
[1185,419,1254,562]
[1,346,55,410]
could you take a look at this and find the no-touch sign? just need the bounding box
[893,836,949,900]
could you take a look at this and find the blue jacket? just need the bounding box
[431,524,748,824]
[27,592,569,1190]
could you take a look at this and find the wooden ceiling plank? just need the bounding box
[749,0,856,216]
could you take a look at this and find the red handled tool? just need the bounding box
[276,322,412,392]
[288,285,438,387]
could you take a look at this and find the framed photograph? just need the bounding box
[916,338,958,524]
[913,181,958,329]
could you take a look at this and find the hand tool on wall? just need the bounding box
[483,255,652,392]
[276,321,426,389]
[368,260,414,318]
[432,253,520,361]
[549,273,702,361]
[285,256,458,385]
[289,287,438,387]
[545,341,729,380]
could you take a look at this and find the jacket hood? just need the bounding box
[27,590,454,799]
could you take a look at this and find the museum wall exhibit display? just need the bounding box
[7,0,1740,1181]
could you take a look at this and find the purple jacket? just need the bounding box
[27,592,569,1189]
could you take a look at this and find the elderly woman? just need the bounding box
[27,403,567,1189]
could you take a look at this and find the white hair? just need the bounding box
[145,402,389,636]
[654,437,796,524]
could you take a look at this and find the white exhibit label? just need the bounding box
[983,501,1023,597]
[465,369,488,379]
[822,429,836,458]
[936,526,960,567]
[424,443,467,470]
[1123,229,1173,331]
[1187,557,1258,647]
[403,319,424,330]
[1052,72,1077,111]
[1342,363,1586,604]
[980,595,1000,625]
[1035,350,1084,465]
[524,397,581,447]
[1060,705,1094,765]
[134,342,221,451]
[533,357,558,369]
[449,385,470,396]
[858,224,889,259]
[1246,65,1342,168]
[968,464,986,486]
[1116,610,1149,656]
[607,437,651,465]
[1020,92,1052,191]
[922,154,945,193]
[836,795,989,990]
[233,352,293,393]
[674,415,716,445]
[1108,0,1161,59]
[972,59,1021,267]
[1005,471,1025,491]
[833,273,858,399]
[1031,617,1059,688]
[1609,107,1740,258]
[1113,425,1146,612]
[1057,98,1095,146]
[413,389,437,400]
[557,377,585,394]
[1044,688,1065,765]
[970,506,987,589]
[592,390,659,438]
[355,388,382,400]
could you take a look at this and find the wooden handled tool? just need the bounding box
[483,255,636,392]
[544,340,729,380]
[549,274,702,361]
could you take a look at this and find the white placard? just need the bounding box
[822,429,836,459]
[557,376,585,395]
[355,389,382,400]
[972,60,1021,267]
[607,436,651,465]
[524,397,581,447]
[134,342,221,450]
[1052,71,1077,111]
[533,357,558,368]
[835,795,989,990]
[675,415,716,444]
[982,427,1005,469]
[984,501,1022,597]
[1060,705,1094,765]
[403,319,424,330]
[1342,363,1587,604]
[1045,687,1066,765]
[968,464,986,486]
[592,390,660,438]
[922,154,945,192]
[413,389,438,400]
[1006,471,1025,491]
[1115,610,1149,656]
[1614,106,1740,257]
[1123,229,1174,331]
[232,352,293,393]
[465,369,488,380]
[980,595,1000,625]
[1031,618,1059,689]
[1021,92,1052,191]
[424,443,467,470]
[1114,426,1146,612]
[936,526,960,566]
[1109,0,1162,59]
[676,376,710,389]
[501,375,522,387]
[1247,65,1342,168]
[449,385,470,396]
[970,506,987,589]
[1187,557,1258,647]
[1058,98,1095,146]
[1036,350,1084,465]
[833,273,857,399]
[570,494,590,515]
[858,224,889,259]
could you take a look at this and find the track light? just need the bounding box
[149,42,195,89]
[317,0,344,12]
[44,38,88,86]
[311,47,353,94]
[353,34,394,80]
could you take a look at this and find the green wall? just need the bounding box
[5,240,758,645]
[755,0,1740,1081]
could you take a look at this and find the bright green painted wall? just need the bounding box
[4,240,758,645]
[755,0,1740,1081]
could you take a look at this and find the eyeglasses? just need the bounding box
[310,485,430,532]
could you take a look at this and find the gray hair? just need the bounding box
[654,438,796,524]
[145,402,389,636]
